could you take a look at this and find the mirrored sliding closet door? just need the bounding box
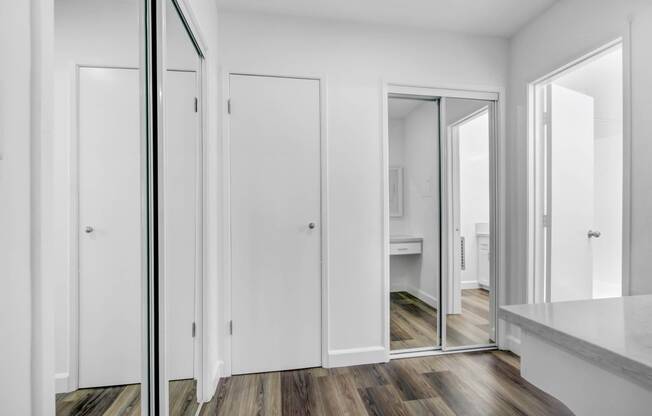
[387,90,498,356]
[53,0,152,414]
[388,95,441,353]
[442,97,497,351]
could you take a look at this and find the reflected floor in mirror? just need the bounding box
[390,291,437,350]
[446,288,493,347]
[390,289,492,351]
[55,380,198,416]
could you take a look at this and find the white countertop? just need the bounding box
[390,234,423,244]
[500,295,652,389]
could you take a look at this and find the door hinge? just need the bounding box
[192,322,196,337]
[194,97,198,113]
[542,214,550,228]
[229,320,233,335]
[542,111,550,125]
[227,98,231,114]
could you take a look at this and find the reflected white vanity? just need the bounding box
[390,235,423,256]
[501,296,652,416]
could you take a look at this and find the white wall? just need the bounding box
[506,0,652,347]
[218,11,508,364]
[508,0,652,300]
[0,2,35,413]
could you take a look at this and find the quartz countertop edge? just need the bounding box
[500,301,652,391]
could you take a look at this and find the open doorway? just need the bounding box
[530,42,625,303]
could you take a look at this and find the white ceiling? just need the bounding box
[216,0,558,37]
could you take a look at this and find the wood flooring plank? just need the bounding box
[200,352,572,416]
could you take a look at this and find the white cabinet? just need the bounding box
[390,235,423,256]
[476,223,490,288]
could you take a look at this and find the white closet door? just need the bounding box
[230,74,322,375]
[549,84,595,302]
[164,70,198,380]
[78,67,141,388]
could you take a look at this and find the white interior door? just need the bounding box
[164,70,198,380]
[548,84,595,302]
[78,67,141,388]
[230,74,322,375]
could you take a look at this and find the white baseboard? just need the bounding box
[202,360,223,403]
[391,285,438,309]
[327,346,387,368]
[505,334,521,356]
[461,281,479,290]
[55,372,71,394]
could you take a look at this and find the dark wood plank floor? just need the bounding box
[199,351,573,416]
[390,291,437,350]
[446,288,493,347]
[391,289,492,350]
[56,379,198,416]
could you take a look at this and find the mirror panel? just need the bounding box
[53,0,149,414]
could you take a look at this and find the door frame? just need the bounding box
[222,71,329,376]
[526,38,631,303]
[156,0,209,409]
[382,82,503,359]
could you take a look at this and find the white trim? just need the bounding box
[526,38,630,302]
[390,285,438,309]
[55,373,70,394]
[622,22,633,297]
[505,334,522,356]
[223,70,330,374]
[388,84,499,101]
[390,346,497,360]
[328,346,386,368]
[461,281,480,290]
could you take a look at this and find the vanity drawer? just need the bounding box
[390,242,422,255]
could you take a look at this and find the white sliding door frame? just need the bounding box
[526,38,630,304]
[382,82,503,359]
[222,70,329,376]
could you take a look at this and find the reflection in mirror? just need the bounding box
[164,0,203,414]
[53,0,147,414]
[445,98,495,348]
[388,96,440,352]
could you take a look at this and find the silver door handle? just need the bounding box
[308,222,316,229]
[85,226,94,234]
[588,230,601,239]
